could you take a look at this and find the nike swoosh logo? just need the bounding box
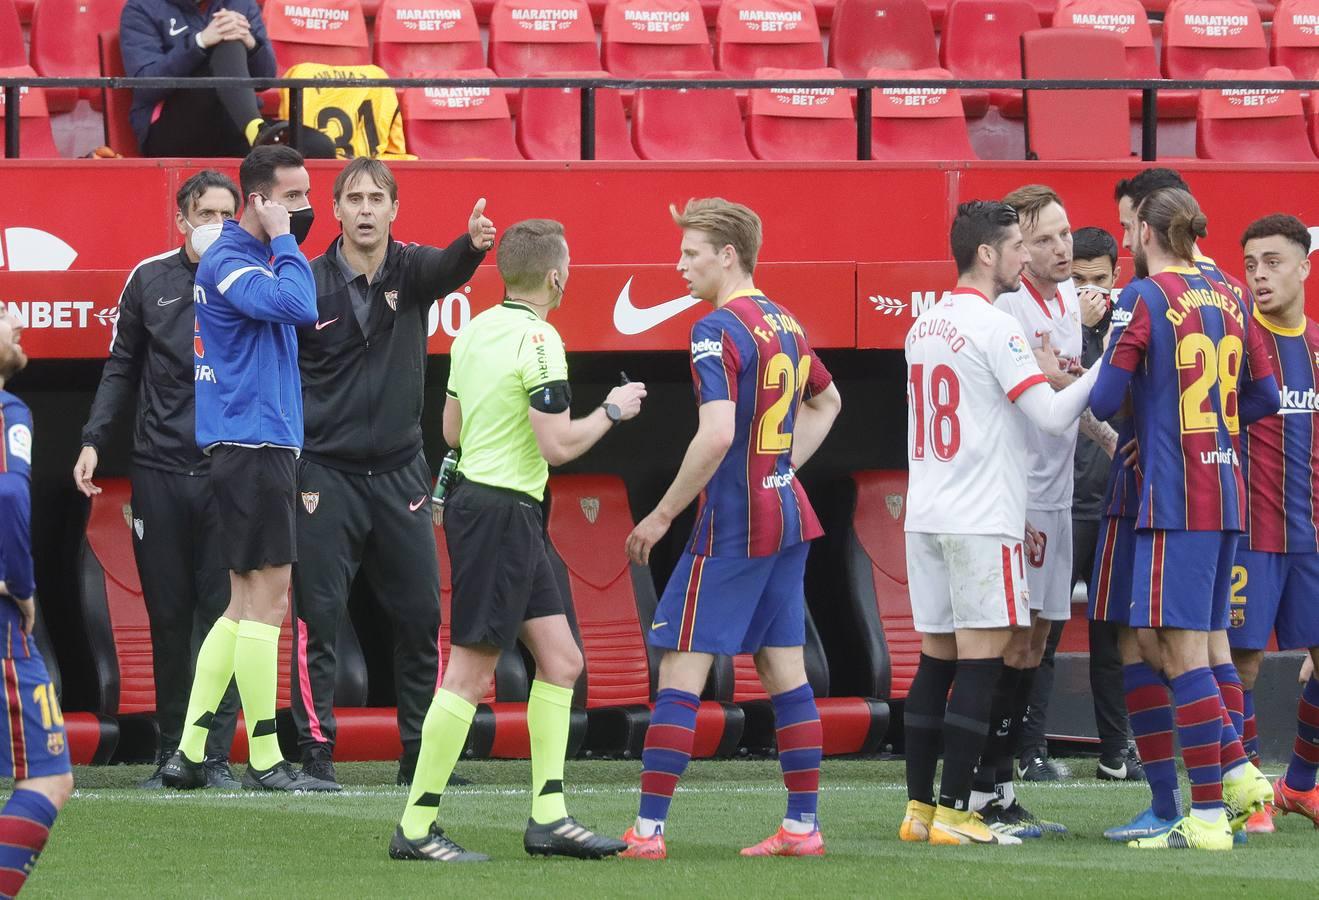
[169,21,188,36]
[315,317,340,331]
[158,296,182,306]
[409,497,428,512]
[612,277,704,335]
[650,621,667,630]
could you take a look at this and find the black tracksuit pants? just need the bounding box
[129,465,239,759]
[290,452,441,762]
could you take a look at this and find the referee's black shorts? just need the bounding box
[210,445,297,573]
[443,478,564,651]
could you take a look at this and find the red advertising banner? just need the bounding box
[1164,0,1263,48]
[856,261,957,350]
[1054,0,1155,48]
[749,67,853,119]
[1199,66,1303,119]
[0,263,854,359]
[377,0,482,42]
[716,0,821,44]
[403,69,513,120]
[265,0,371,46]
[602,0,708,44]
[490,0,596,42]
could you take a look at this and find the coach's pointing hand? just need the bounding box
[468,198,496,251]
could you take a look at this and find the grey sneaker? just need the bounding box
[204,757,242,790]
[389,823,489,862]
[523,816,628,859]
[161,750,206,790]
[243,760,342,792]
[139,752,169,789]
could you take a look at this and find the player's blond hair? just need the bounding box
[1138,188,1207,263]
[671,198,762,275]
[497,219,567,294]
[1002,184,1063,234]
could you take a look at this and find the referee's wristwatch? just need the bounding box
[602,402,623,425]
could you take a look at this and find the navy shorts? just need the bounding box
[1131,529,1239,632]
[0,643,71,780]
[650,543,810,656]
[1088,516,1136,625]
[1227,549,1319,651]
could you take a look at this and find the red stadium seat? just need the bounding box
[374,0,485,74]
[939,0,1039,116]
[517,70,639,158]
[266,0,372,70]
[1197,65,1316,159]
[868,67,978,160]
[0,66,60,158]
[838,471,921,702]
[98,31,140,158]
[401,68,525,158]
[0,0,24,69]
[1022,28,1131,159]
[12,0,29,25]
[746,66,856,160]
[546,475,744,759]
[602,0,714,77]
[715,0,825,79]
[1272,0,1319,78]
[632,69,756,158]
[826,0,938,78]
[29,0,123,112]
[1162,0,1269,114]
[488,0,602,76]
[1053,0,1169,118]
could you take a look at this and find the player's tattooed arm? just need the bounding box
[1078,409,1118,459]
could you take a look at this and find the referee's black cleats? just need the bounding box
[523,816,628,859]
[161,750,207,790]
[243,760,342,792]
[389,824,489,863]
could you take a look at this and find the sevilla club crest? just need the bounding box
[385,290,399,311]
[301,491,320,514]
[885,493,904,521]
[580,497,600,524]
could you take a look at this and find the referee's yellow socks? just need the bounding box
[528,680,573,825]
[234,619,283,771]
[400,689,476,840]
[178,616,240,763]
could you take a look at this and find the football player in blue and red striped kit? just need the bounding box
[1092,188,1278,850]
[620,198,842,859]
[1228,214,1319,830]
[0,306,74,896]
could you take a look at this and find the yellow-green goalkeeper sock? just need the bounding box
[400,689,476,840]
[178,616,239,762]
[528,680,573,825]
[234,619,283,771]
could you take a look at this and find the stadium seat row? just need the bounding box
[71,473,907,763]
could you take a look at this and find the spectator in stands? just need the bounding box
[1068,226,1144,783]
[74,169,243,790]
[291,158,490,788]
[120,0,331,157]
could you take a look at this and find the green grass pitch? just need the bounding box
[17,759,1319,898]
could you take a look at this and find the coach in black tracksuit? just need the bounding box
[293,158,494,784]
[74,171,241,788]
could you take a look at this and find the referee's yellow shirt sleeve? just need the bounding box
[518,323,569,393]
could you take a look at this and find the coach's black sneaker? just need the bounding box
[301,755,340,788]
[243,760,342,792]
[1097,747,1146,782]
[161,750,207,790]
[524,816,628,859]
[139,751,170,789]
[204,757,242,790]
[389,823,489,862]
[1017,750,1065,782]
[1005,800,1069,835]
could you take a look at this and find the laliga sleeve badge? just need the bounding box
[6,422,31,465]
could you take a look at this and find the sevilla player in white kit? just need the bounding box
[899,201,1099,847]
[974,186,1118,836]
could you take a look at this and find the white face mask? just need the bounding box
[188,221,224,257]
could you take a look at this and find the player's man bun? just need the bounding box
[1137,188,1205,263]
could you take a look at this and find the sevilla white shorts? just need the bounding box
[1024,508,1074,621]
[905,532,1030,634]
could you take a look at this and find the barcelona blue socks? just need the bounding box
[1172,668,1226,821]
[1285,675,1319,792]
[0,789,57,897]
[1123,662,1180,820]
[1242,688,1260,760]
[1210,664,1248,777]
[635,688,699,837]
[771,684,822,833]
